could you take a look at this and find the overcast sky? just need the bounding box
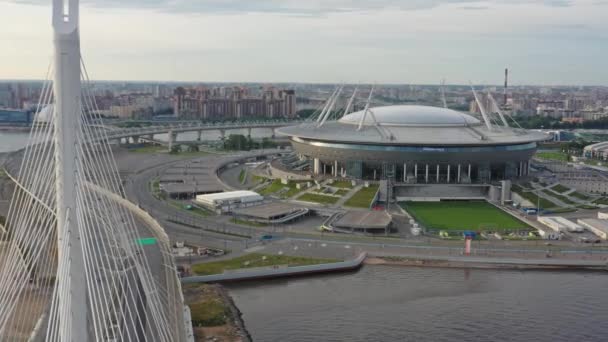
[1,0,607,85]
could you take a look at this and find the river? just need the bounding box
[0,128,277,156]
[0,131,31,153]
[228,265,608,342]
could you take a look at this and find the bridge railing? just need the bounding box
[103,119,305,139]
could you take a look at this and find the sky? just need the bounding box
[1,0,607,85]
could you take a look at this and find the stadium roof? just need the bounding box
[278,105,549,146]
[340,105,480,127]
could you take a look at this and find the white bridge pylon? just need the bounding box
[0,0,185,341]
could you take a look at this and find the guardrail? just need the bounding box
[104,120,305,139]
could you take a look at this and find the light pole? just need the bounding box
[537,191,541,217]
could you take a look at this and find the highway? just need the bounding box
[119,149,266,254]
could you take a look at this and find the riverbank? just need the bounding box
[0,127,31,132]
[365,255,608,271]
[183,283,252,342]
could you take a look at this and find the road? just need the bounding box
[114,147,608,268]
[119,149,273,254]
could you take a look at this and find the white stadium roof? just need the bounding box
[339,105,480,127]
[278,105,549,146]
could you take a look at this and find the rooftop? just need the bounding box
[233,202,305,220]
[196,190,262,201]
[333,210,392,229]
[340,105,480,127]
[279,105,549,146]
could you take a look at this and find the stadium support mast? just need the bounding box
[440,79,448,108]
[52,0,88,340]
[504,68,509,107]
[316,87,339,124]
[318,85,343,128]
[487,91,510,128]
[343,87,358,117]
[357,85,375,131]
[470,83,494,131]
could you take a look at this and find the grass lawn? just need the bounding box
[258,179,285,195]
[191,253,339,275]
[570,192,590,201]
[183,284,234,329]
[335,189,350,196]
[551,184,570,193]
[258,179,305,198]
[297,193,339,205]
[401,201,531,231]
[238,169,246,184]
[536,151,569,162]
[344,185,379,208]
[593,197,608,205]
[150,179,163,199]
[513,189,559,209]
[520,182,533,190]
[331,180,354,189]
[511,184,524,193]
[541,189,576,205]
[251,175,266,185]
[190,298,229,327]
[577,204,599,210]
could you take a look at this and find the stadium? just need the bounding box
[277,104,549,184]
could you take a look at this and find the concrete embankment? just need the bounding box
[181,252,366,284]
[366,254,608,271]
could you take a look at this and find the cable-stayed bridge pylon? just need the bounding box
[0,0,186,340]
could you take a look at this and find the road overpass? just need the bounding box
[102,120,305,147]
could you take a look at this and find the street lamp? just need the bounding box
[537,191,541,217]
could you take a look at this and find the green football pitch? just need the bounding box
[401,201,531,231]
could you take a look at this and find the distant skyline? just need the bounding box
[2,0,608,85]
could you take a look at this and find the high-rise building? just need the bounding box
[173,85,297,120]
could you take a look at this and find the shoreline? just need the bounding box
[365,256,608,271]
[0,127,31,132]
[217,285,253,342]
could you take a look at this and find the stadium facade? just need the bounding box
[277,105,549,183]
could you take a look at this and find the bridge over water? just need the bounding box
[101,119,304,147]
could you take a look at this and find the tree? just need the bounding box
[261,137,277,149]
[247,135,254,150]
[170,145,181,154]
[187,144,199,153]
[224,134,249,151]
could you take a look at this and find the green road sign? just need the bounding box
[137,237,157,246]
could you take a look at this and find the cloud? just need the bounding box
[543,0,572,7]
[459,5,489,10]
[5,0,575,15]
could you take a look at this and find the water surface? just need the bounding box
[228,265,608,342]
